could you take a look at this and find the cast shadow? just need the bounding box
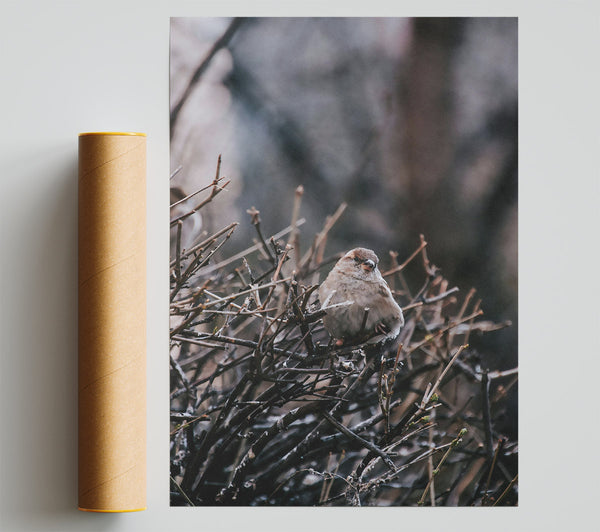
[0,144,123,530]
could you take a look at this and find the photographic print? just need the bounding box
[169,17,518,507]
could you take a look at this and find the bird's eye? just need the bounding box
[353,257,361,263]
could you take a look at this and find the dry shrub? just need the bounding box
[169,158,517,506]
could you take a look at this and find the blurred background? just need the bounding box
[170,17,517,437]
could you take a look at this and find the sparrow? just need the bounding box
[318,248,404,345]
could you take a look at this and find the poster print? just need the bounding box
[169,17,518,507]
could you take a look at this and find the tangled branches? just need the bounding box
[169,159,518,506]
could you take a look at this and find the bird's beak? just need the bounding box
[362,259,375,272]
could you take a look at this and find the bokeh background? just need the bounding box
[170,17,518,437]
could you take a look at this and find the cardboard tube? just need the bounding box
[78,132,146,512]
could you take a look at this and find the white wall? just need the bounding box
[1,1,598,531]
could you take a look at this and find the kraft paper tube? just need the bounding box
[78,132,146,512]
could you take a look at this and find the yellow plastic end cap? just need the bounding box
[78,506,147,513]
[78,132,147,137]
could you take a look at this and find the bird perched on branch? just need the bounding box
[318,248,404,345]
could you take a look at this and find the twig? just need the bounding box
[405,312,481,358]
[382,238,428,277]
[482,438,506,505]
[464,299,481,346]
[200,277,292,309]
[247,206,276,265]
[260,244,292,308]
[424,344,468,405]
[170,476,195,506]
[170,176,231,226]
[449,287,476,346]
[171,222,239,267]
[419,234,437,277]
[488,367,518,380]
[170,354,191,392]
[481,370,494,461]
[290,281,316,357]
[171,18,246,135]
[427,412,436,506]
[418,428,467,505]
[173,334,304,361]
[170,173,228,209]
[170,165,182,180]
[322,450,345,503]
[322,412,396,471]
[218,403,318,502]
[492,474,518,506]
[197,218,306,275]
[287,185,304,270]
[175,220,183,282]
[299,202,347,271]
[358,307,370,337]
[422,286,459,304]
[360,440,453,496]
[169,281,211,335]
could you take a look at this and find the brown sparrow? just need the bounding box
[318,248,404,345]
